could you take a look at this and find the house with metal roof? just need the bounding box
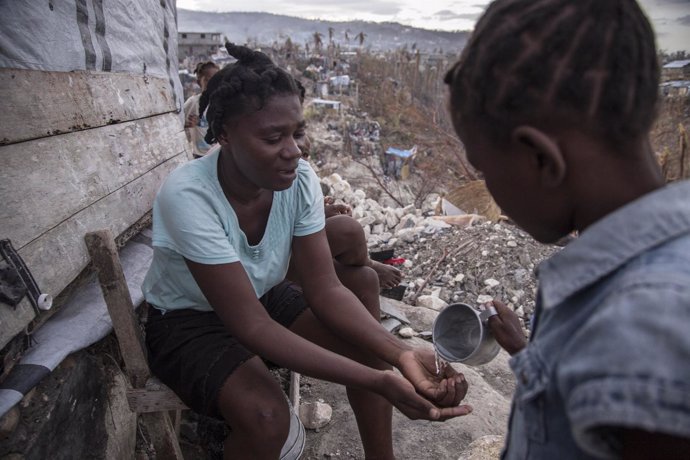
[662,59,690,81]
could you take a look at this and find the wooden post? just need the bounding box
[85,230,150,388]
[85,229,184,460]
[141,412,184,459]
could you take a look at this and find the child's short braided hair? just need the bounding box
[199,43,301,144]
[445,0,660,147]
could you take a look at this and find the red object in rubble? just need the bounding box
[382,257,406,266]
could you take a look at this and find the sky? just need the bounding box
[177,0,690,52]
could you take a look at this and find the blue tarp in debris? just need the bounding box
[385,147,416,158]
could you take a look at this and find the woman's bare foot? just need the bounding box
[369,260,403,289]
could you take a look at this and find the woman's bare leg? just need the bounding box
[217,357,291,459]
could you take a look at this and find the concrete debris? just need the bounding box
[299,401,333,430]
[416,295,448,311]
[397,327,417,338]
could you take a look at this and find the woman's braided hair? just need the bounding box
[445,0,660,148]
[200,42,301,144]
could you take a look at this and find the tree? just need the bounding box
[658,49,689,64]
[328,27,335,44]
[355,31,367,47]
[312,31,324,52]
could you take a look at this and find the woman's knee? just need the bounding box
[217,359,291,446]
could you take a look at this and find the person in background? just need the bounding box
[445,0,690,458]
[144,42,471,460]
[295,132,403,290]
[183,61,219,158]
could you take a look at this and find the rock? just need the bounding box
[476,294,493,304]
[454,273,466,283]
[358,215,376,226]
[0,348,136,459]
[384,209,399,229]
[484,278,500,288]
[457,435,505,460]
[0,407,19,441]
[403,306,441,331]
[416,295,448,311]
[397,327,417,338]
[396,228,417,243]
[299,401,333,430]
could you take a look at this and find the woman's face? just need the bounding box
[219,94,306,191]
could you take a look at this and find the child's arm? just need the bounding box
[487,299,527,355]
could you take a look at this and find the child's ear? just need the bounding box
[511,126,566,188]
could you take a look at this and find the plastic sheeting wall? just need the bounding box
[0,0,183,112]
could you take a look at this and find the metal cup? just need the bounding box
[432,303,500,366]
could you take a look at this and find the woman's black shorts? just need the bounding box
[144,280,307,419]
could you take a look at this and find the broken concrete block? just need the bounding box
[299,401,333,430]
[417,295,448,311]
[397,327,417,338]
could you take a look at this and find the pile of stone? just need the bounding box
[320,173,560,334]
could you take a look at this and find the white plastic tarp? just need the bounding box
[0,0,183,112]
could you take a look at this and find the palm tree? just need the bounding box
[312,31,324,52]
[328,27,335,44]
[355,31,367,48]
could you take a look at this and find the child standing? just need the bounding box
[183,61,219,158]
[445,0,690,458]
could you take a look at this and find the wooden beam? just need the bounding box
[127,388,188,414]
[140,412,184,460]
[85,229,150,388]
[0,155,183,349]
[20,156,183,303]
[0,298,35,350]
[1,112,187,249]
[0,69,177,146]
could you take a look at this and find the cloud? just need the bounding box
[282,0,403,16]
[678,14,690,25]
[432,9,482,21]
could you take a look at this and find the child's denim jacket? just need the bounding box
[502,180,690,459]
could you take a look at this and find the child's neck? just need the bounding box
[571,138,664,233]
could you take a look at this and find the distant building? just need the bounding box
[662,60,690,82]
[178,31,222,63]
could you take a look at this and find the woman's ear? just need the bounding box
[511,126,566,188]
[216,126,230,147]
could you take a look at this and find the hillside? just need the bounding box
[177,9,469,53]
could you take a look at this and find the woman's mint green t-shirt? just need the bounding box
[142,149,325,312]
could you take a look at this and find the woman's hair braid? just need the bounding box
[200,42,301,144]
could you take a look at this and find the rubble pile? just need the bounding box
[319,173,559,333]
